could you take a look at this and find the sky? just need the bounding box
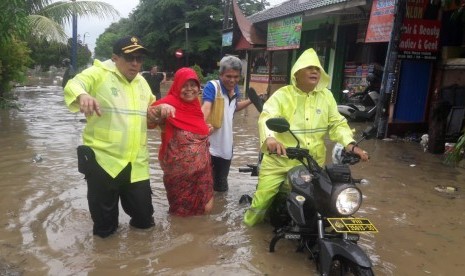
[66,0,287,54]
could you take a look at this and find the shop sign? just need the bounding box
[250,74,287,83]
[267,15,302,51]
[222,32,233,47]
[365,0,395,43]
[405,0,429,19]
[398,19,441,60]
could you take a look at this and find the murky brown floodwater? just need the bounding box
[0,84,464,276]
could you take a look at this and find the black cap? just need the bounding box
[113,36,148,55]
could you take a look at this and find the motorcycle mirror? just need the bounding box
[266,118,290,133]
[247,87,264,113]
[362,125,377,139]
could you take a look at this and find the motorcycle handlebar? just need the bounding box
[341,151,361,165]
[239,167,253,173]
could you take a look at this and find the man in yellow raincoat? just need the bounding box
[243,48,369,227]
[64,36,175,238]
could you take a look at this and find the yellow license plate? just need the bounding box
[327,218,378,233]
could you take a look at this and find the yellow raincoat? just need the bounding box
[64,59,155,182]
[244,48,355,226]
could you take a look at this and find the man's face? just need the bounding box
[295,66,321,91]
[112,52,145,81]
[150,66,158,74]
[219,69,241,91]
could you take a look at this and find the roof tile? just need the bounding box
[249,0,349,23]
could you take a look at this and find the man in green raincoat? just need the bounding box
[243,48,369,227]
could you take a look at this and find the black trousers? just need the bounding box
[84,160,154,238]
[211,155,231,192]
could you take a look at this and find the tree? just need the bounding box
[94,19,133,61]
[28,39,68,70]
[96,0,269,74]
[26,0,120,43]
[0,0,30,103]
[237,0,270,16]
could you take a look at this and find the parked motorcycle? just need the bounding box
[240,118,377,276]
[338,73,380,121]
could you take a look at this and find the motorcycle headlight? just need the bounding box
[335,187,362,215]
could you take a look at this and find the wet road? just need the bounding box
[0,85,464,275]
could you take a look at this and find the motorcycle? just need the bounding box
[240,118,377,276]
[338,73,380,121]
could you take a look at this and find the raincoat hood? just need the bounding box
[95,59,117,72]
[290,48,330,92]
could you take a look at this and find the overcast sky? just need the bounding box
[65,0,287,54]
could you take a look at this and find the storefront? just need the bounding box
[333,17,387,102]
[248,50,288,94]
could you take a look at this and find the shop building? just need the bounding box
[227,0,464,140]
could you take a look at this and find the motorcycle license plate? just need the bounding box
[327,218,378,233]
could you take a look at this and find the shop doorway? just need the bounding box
[394,60,432,122]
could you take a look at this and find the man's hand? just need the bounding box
[206,123,214,135]
[78,94,101,117]
[347,144,369,161]
[265,137,286,156]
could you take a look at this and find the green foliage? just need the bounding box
[191,64,205,84]
[94,19,132,60]
[28,38,91,71]
[28,39,67,70]
[238,0,270,16]
[0,1,28,43]
[76,41,92,69]
[130,0,224,72]
[0,92,21,110]
[0,38,31,106]
[204,70,219,82]
[444,133,465,166]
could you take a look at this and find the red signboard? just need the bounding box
[365,0,396,43]
[398,19,441,60]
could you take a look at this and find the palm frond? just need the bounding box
[39,1,120,26]
[28,14,68,43]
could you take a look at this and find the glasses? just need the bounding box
[121,54,144,63]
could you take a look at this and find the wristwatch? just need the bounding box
[348,141,357,152]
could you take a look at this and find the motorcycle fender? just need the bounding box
[286,192,306,225]
[337,105,355,116]
[319,238,372,275]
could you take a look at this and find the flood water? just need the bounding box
[0,84,464,275]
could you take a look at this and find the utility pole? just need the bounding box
[185,22,189,66]
[223,0,231,29]
[375,0,407,138]
[71,0,78,72]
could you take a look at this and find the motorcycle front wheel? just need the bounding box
[328,258,374,276]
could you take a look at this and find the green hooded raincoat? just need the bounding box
[244,48,355,226]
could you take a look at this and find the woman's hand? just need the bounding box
[265,137,286,156]
[147,104,176,124]
[157,103,176,119]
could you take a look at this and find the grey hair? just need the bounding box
[219,56,242,74]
